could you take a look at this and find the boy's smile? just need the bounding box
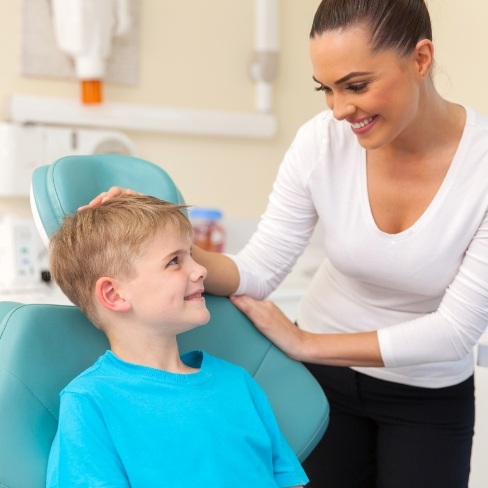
[118,228,210,334]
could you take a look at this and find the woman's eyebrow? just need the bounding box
[313,72,373,86]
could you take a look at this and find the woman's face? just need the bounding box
[310,26,425,150]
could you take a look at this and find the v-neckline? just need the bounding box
[359,107,469,239]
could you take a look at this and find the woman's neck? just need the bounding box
[379,90,465,161]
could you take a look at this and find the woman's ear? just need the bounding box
[95,276,131,313]
[414,39,434,80]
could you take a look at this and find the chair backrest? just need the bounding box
[0,304,109,488]
[0,299,329,488]
[30,154,185,246]
[0,154,329,488]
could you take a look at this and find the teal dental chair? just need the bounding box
[0,154,329,488]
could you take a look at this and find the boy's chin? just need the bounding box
[188,310,211,329]
[198,310,211,326]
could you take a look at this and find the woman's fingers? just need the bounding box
[230,295,283,328]
[230,295,303,359]
[78,187,142,211]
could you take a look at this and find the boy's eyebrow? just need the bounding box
[162,248,188,262]
[164,249,182,258]
[313,71,372,86]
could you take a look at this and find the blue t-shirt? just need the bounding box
[46,350,308,487]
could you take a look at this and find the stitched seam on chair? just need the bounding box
[0,303,75,341]
[47,161,66,225]
[0,304,72,420]
[48,180,64,223]
[0,305,26,340]
[0,365,57,422]
[296,415,329,460]
[253,343,330,461]
[252,342,274,377]
[0,303,76,422]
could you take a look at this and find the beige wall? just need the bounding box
[1,0,487,219]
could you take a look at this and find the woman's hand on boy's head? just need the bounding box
[78,187,143,211]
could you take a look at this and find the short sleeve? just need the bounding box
[248,378,309,487]
[46,391,130,488]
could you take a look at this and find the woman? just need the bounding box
[87,1,488,486]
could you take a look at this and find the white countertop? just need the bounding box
[0,283,72,306]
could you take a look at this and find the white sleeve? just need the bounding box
[232,133,319,299]
[379,209,488,367]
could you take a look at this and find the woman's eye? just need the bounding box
[348,83,368,93]
[314,84,332,93]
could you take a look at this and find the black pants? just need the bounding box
[302,363,475,488]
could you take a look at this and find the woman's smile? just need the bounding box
[349,115,378,134]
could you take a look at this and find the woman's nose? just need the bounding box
[328,94,356,121]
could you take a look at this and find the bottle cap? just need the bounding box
[188,207,223,221]
[81,79,103,104]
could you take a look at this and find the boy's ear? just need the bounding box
[95,277,131,313]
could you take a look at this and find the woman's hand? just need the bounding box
[78,186,142,211]
[230,294,384,367]
[230,295,308,361]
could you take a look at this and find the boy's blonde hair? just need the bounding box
[49,195,192,328]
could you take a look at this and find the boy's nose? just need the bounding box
[192,262,207,281]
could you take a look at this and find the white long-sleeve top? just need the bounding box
[232,107,488,388]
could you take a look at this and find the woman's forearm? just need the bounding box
[192,246,240,296]
[297,330,384,367]
[230,295,384,367]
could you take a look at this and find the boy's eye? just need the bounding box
[168,257,179,266]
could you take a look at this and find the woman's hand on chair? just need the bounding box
[78,187,142,211]
[230,295,307,361]
[230,294,383,367]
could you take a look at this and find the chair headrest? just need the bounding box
[30,154,185,246]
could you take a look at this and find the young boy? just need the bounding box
[46,195,308,487]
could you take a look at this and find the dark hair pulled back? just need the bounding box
[310,0,432,56]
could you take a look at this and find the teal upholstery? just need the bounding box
[0,304,109,488]
[0,154,329,487]
[0,301,21,317]
[31,154,185,241]
[0,298,328,488]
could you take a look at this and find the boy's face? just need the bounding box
[119,228,210,334]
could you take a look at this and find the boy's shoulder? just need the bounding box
[201,351,265,396]
[59,350,263,399]
[199,351,252,378]
[60,350,113,396]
